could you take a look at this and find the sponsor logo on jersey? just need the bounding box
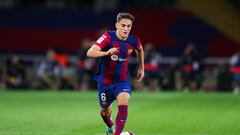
[111,55,127,62]
[96,36,105,44]
[102,35,107,38]
[118,58,127,61]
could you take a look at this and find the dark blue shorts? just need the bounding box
[98,81,131,108]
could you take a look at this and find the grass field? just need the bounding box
[0,91,240,135]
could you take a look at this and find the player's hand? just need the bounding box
[136,68,144,82]
[107,47,119,55]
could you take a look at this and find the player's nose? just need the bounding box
[124,26,128,30]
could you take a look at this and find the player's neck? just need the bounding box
[116,31,127,41]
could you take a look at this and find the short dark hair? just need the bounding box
[116,12,135,22]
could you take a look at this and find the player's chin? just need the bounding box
[122,33,128,38]
[121,35,127,39]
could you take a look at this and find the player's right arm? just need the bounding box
[87,31,119,58]
[87,45,119,58]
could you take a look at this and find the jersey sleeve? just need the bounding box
[95,31,111,49]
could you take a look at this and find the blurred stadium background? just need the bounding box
[0,0,240,135]
[0,0,240,92]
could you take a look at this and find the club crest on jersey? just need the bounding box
[111,55,118,61]
[102,101,107,105]
[128,49,133,55]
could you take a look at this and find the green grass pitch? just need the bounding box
[0,91,240,135]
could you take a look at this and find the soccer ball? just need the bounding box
[120,131,134,135]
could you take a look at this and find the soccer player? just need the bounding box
[87,13,144,135]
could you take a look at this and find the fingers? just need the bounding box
[112,47,119,53]
[136,72,144,82]
[112,48,119,54]
[136,69,144,82]
[136,76,143,82]
[108,47,119,55]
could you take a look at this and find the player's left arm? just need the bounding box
[135,44,144,82]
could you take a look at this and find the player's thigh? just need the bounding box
[114,81,131,105]
[116,92,130,105]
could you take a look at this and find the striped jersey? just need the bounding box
[94,31,141,84]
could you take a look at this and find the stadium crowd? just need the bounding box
[0,41,238,94]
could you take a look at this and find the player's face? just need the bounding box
[116,19,132,40]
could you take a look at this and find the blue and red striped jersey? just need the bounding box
[94,31,141,84]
